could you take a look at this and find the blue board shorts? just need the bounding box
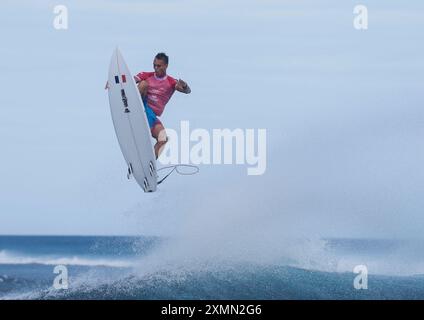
[142,99,161,131]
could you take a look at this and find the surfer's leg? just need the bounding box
[137,80,148,99]
[151,121,168,159]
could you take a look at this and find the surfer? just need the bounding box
[134,53,191,159]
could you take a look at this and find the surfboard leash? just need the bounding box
[157,164,199,185]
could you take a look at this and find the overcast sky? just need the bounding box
[0,0,423,239]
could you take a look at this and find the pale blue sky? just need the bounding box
[0,1,423,238]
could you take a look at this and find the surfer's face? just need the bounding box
[153,58,167,78]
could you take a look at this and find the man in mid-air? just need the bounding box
[134,53,191,159]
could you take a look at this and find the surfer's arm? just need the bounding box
[175,79,191,94]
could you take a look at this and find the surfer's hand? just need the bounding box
[176,79,191,94]
[177,79,187,88]
[104,81,109,90]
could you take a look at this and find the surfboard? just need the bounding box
[107,48,157,192]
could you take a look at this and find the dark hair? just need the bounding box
[155,52,169,64]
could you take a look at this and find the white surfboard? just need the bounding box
[107,48,157,192]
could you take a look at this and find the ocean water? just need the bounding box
[0,236,424,300]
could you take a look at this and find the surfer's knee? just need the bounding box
[137,80,148,97]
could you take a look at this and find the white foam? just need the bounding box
[0,250,131,268]
[332,253,424,277]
